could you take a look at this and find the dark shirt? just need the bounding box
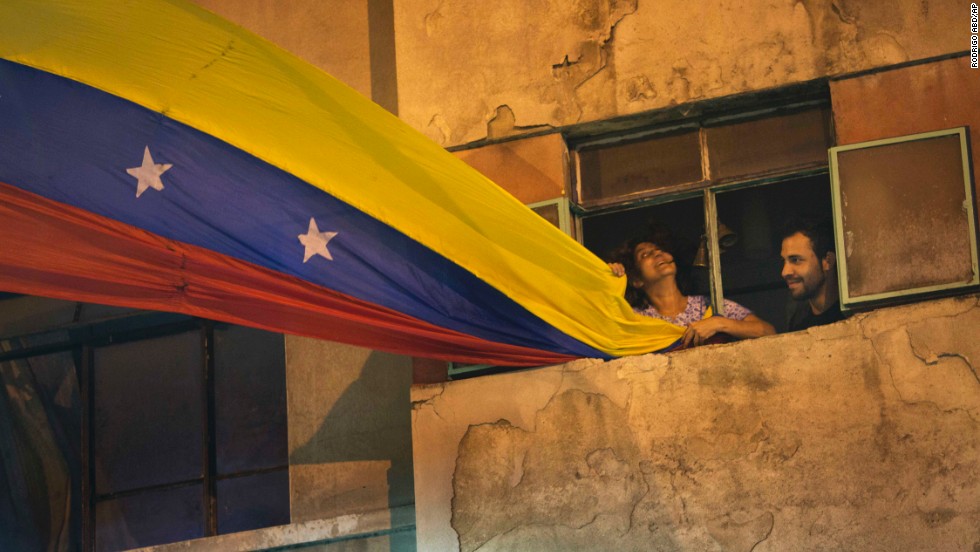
[787,300,845,331]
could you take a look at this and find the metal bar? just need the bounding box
[700,99,830,127]
[575,162,830,215]
[828,51,968,83]
[94,477,205,501]
[202,322,218,536]
[80,345,95,552]
[0,342,78,363]
[576,185,709,217]
[572,122,701,150]
[704,189,726,316]
[707,165,829,192]
[699,127,711,181]
[93,464,290,501]
[0,317,197,363]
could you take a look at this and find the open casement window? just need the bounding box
[573,104,834,334]
[528,197,575,238]
[829,127,979,311]
[86,320,289,550]
[447,101,836,379]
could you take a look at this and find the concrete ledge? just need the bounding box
[413,294,980,551]
[134,505,415,551]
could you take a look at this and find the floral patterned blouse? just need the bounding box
[633,295,751,327]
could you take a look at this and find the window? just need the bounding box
[528,197,575,237]
[573,103,834,332]
[0,299,289,551]
[829,126,979,310]
[444,96,837,379]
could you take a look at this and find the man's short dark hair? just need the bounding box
[780,216,835,260]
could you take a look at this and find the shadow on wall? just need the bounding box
[289,350,416,552]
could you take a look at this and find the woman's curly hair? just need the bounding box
[608,221,694,309]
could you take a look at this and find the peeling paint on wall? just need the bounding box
[394,0,964,146]
[415,295,980,551]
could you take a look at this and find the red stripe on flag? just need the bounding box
[0,181,577,366]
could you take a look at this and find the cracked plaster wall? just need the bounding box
[190,0,373,97]
[411,294,980,551]
[394,0,967,147]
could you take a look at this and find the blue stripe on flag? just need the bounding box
[0,59,608,359]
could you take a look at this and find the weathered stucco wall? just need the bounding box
[394,0,968,146]
[286,337,416,524]
[189,0,399,113]
[831,56,980,207]
[191,0,372,95]
[412,295,980,551]
[138,506,416,551]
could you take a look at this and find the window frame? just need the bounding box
[445,95,835,378]
[0,310,290,551]
[828,126,980,310]
[569,101,834,318]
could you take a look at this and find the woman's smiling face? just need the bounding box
[632,241,676,286]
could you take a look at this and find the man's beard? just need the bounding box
[789,273,824,301]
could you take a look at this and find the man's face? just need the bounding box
[780,232,830,300]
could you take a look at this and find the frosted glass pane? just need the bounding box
[531,202,560,229]
[836,133,975,298]
[579,129,701,203]
[707,108,831,180]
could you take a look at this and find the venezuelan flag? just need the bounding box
[0,0,684,365]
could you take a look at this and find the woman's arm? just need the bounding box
[682,314,775,347]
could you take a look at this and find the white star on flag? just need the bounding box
[126,146,172,198]
[298,218,339,263]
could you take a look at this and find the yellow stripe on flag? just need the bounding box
[0,0,685,355]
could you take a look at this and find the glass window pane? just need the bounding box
[578,129,702,204]
[835,132,975,299]
[93,331,203,494]
[530,202,560,229]
[707,108,831,181]
[26,351,82,465]
[95,484,204,551]
[214,325,287,475]
[716,175,833,333]
[217,470,290,534]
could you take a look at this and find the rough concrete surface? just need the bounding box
[412,295,980,551]
[190,0,374,97]
[133,505,416,552]
[286,337,416,523]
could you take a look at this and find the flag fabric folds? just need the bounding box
[0,0,684,365]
